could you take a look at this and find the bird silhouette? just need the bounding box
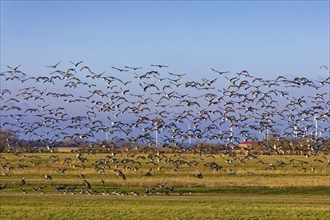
[46,61,61,69]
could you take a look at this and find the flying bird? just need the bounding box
[7,64,21,72]
[46,61,61,69]
[125,66,142,70]
[112,66,128,72]
[70,60,83,67]
[210,68,230,75]
[150,64,169,68]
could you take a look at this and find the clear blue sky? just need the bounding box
[1,1,329,79]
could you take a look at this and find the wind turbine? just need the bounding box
[187,121,192,146]
[154,121,158,147]
[294,125,298,139]
[266,127,269,146]
[229,125,234,144]
[314,114,318,139]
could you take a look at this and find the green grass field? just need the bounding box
[1,192,329,220]
[1,151,329,219]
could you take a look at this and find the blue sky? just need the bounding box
[1,1,329,79]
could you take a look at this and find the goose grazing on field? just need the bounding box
[21,177,26,185]
[131,191,139,196]
[115,169,126,180]
[144,168,152,176]
[59,168,67,174]
[158,182,167,188]
[83,180,91,189]
[193,172,203,179]
[45,174,52,180]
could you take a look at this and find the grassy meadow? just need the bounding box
[0,150,329,219]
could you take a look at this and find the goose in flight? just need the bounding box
[46,61,61,69]
[70,60,83,67]
[125,66,142,70]
[169,72,186,77]
[210,68,230,75]
[150,64,169,68]
[112,66,128,72]
[7,64,21,72]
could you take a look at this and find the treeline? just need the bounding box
[0,128,329,155]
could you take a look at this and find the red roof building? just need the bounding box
[238,141,256,149]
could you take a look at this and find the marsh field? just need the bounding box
[0,150,329,219]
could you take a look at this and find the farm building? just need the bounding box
[238,141,256,149]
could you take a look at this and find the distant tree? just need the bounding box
[0,128,19,152]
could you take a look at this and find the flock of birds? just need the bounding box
[0,61,329,196]
[0,61,329,153]
[0,148,329,196]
